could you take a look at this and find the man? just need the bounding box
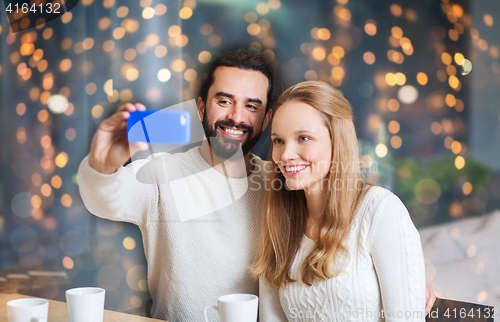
[78,49,441,321]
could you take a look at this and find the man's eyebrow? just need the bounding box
[214,92,234,99]
[247,98,263,105]
[214,92,263,106]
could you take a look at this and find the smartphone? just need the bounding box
[127,109,191,145]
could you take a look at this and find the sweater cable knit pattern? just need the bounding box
[260,186,426,322]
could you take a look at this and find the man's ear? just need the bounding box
[197,97,205,122]
[262,109,273,131]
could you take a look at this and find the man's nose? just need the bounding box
[226,104,245,125]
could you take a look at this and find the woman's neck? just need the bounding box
[304,185,328,240]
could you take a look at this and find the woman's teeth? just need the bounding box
[285,165,307,173]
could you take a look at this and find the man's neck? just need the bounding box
[198,140,254,178]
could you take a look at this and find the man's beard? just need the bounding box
[202,116,263,160]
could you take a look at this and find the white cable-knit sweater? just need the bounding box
[259,186,426,322]
[78,147,270,322]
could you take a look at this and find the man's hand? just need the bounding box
[425,279,445,315]
[88,103,149,174]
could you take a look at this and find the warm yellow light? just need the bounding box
[390,136,402,149]
[247,23,261,36]
[256,3,270,15]
[104,79,113,95]
[83,38,94,50]
[364,21,377,36]
[126,68,139,81]
[65,128,77,141]
[171,59,186,72]
[155,4,167,15]
[454,53,464,65]
[31,195,42,208]
[455,156,465,169]
[154,46,167,58]
[445,94,456,107]
[388,120,400,134]
[451,141,462,154]
[179,7,193,19]
[62,257,74,269]
[312,47,326,61]
[431,122,442,135]
[448,75,459,89]
[157,69,171,82]
[390,4,402,17]
[484,14,494,27]
[117,6,129,18]
[113,27,126,40]
[61,194,72,207]
[145,33,159,47]
[41,184,52,197]
[198,51,212,64]
[92,105,103,118]
[123,237,136,250]
[441,52,452,65]
[462,182,472,195]
[388,99,399,112]
[168,25,181,38]
[142,7,155,19]
[55,152,68,168]
[416,72,428,85]
[395,72,406,86]
[385,73,397,86]
[60,59,72,72]
[375,144,388,157]
[362,52,375,65]
[124,48,137,61]
[99,17,111,30]
[51,175,62,189]
[391,26,403,39]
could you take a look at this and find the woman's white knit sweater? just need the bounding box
[259,186,426,321]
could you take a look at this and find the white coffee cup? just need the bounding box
[204,293,258,322]
[65,287,105,322]
[7,298,49,322]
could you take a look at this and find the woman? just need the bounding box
[252,81,426,321]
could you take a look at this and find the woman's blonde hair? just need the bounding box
[251,81,370,287]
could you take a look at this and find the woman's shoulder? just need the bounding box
[360,185,404,209]
[354,185,409,228]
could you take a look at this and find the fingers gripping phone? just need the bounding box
[127,109,192,145]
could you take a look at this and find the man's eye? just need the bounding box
[272,138,283,145]
[247,105,257,110]
[219,100,230,105]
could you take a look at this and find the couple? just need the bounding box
[78,49,439,321]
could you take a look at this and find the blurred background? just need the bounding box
[1,0,499,316]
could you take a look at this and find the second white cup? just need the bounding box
[65,287,105,322]
[204,293,258,322]
[7,298,48,322]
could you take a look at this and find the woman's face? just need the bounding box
[271,101,332,193]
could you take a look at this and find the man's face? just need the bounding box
[197,66,272,159]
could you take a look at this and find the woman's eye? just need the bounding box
[272,138,283,145]
[299,136,310,142]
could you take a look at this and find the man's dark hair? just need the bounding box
[198,49,276,113]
